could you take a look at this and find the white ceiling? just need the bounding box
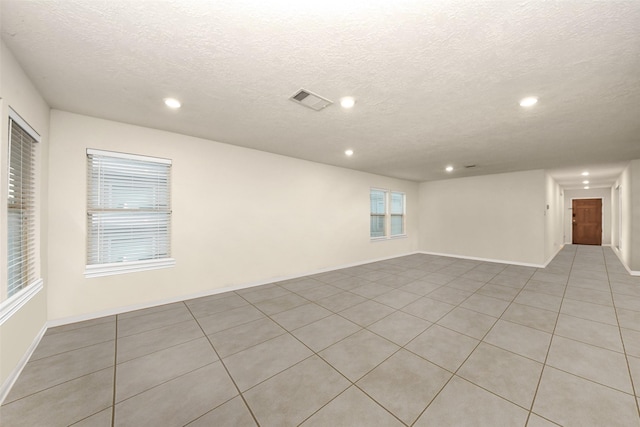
[1,0,639,186]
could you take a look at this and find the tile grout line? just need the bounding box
[239,284,411,426]
[111,314,118,427]
[407,267,540,425]
[524,247,576,427]
[602,249,640,420]
[182,301,262,427]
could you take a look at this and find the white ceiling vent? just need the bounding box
[290,89,333,111]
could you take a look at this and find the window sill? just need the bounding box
[0,278,44,326]
[84,258,176,278]
[370,234,408,242]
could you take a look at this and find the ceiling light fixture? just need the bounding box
[519,97,538,107]
[345,149,354,156]
[445,166,454,172]
[340,97,355,109]
[581,171,589,176]
[164,98,181,109]
[582,180,589,184]
[584,186,590,190]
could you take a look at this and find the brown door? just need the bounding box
[572,199,602,245]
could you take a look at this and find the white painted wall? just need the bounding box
[418,170,547,266]
[545,173,564,262]
[47,111,419,321]
[612,160,640,272]
[563,188,612,246]
[0,41,50,388]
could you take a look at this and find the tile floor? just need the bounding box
[2,245,640,426]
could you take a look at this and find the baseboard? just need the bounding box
[0,322,47,405]
[610,246,640,276]
[417,251,545,268]
[48,251,420,327]
[542,245,565,268]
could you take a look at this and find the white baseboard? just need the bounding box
[0,323,47,405]
[47,251,419,327]
[417,251,545,268]
[543,245,565,268]
[610,246,640,276]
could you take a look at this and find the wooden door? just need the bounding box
[572,199,602,245]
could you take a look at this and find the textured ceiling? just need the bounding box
[1,0,639,185]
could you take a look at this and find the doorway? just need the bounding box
[572,198,602,245]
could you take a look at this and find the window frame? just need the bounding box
[370,188,407,241]
[84,149,175,278]
[1,108,44,325]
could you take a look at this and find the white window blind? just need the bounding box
[370,189,387,238]
[86,150,172,270]
[7,116,38,298]
[390,191,405,236]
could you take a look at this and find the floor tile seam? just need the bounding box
[117,318,199,339]
[114,317,197,341]
[113,360,219,406]
[29,336,117,363]
[209,330,288,360]
[186,301,253,317]
[332,301,400,329]
[602,251,640,418]
[525,250,577,425]
[527,411,563,426]
[292,384,369,426]
[0,366,115,407]
[451,372,540,413]
[525,247,579,426]
[350,382,417,427]
[520,286,567,299]
[67,407,112,427]
[116,334,208,365]
[117,304,190,323]
[178,395,241,427]
[555,309,619,328]
[111,315,118,427]
[542,361,636,396]
[45,318,116,337]
[184,303,262,427]
[476,341,546,367]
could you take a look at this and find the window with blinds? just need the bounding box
[85,149,174,277]
[370,189,387,238]
[370,188,407,240]
[390,191,405,236]
[7,115,39,298]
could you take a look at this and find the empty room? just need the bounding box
[1,1,640,426]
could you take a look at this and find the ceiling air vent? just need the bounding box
[289,89,333,111]
[464,164,477,169]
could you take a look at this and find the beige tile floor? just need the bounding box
[2,245,640,426]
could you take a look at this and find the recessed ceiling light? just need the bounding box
[345,149,354,156]
[164,98,181,109]
[445,166,454,172]
[581,171,589,176]
[340,97,355,109]
[582,180,589,184]
[519,97,538,107]
[584,186,590,189]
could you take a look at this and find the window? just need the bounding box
[390,191,405,236]
[370,189,406,239]
[85,149,174,278]
[7,111,40,298]
[370,189,387,238]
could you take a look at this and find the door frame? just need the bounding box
[569,197,603,245]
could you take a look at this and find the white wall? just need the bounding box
[545,173,564,262]
[612,160,640,272]
[563,188,612,246]
[0,41,50,389]
[47,111,419,321]
[418,170,547,266]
